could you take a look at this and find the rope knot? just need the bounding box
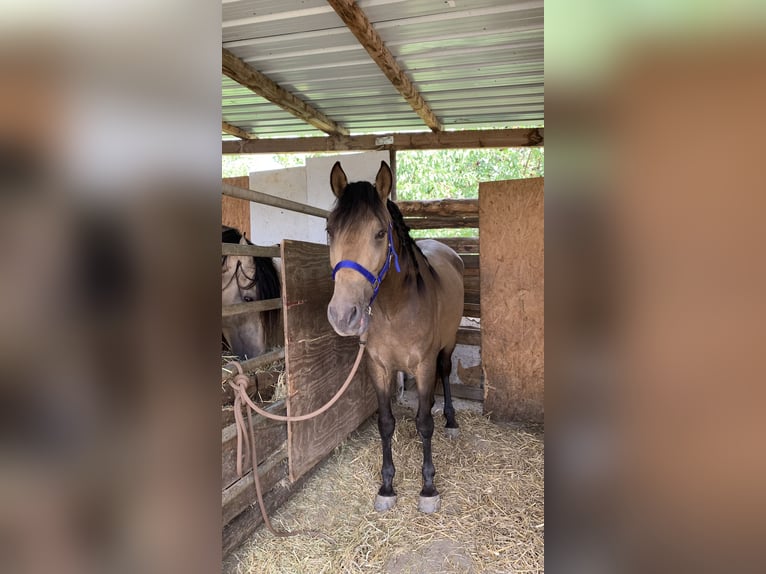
[233,372,250,390]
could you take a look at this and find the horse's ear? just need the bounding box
[375,161,392,201]
[330,161,348,198]
[239,235,247,245]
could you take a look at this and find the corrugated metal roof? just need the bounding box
[222,0,543,140]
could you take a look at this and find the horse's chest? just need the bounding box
[367,310,435,372]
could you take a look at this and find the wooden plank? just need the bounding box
[222,401,287,490]
[326,0,442,132]
[222,444,288,526]
[222,297,282,318]
[398,199,478,217]
[222,348,285,379]
[426,236,480,254]
[463,274,480,293]
[222,469,309,557]
[461,254,479,270]
[464,290,480,306]
[434,382,484,402]
[222,120,254,140]
[463,303,481,318]
[222,48,348,137]
[222,182,329,219]
[281,240,377,482]
[456,326,481,347]
[480,178,544,423]
[222,176,250,235]
[405,216,479,229]
[222,243,281,258]
[222,128,544,154]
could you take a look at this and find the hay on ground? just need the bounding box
[223,402,543,574]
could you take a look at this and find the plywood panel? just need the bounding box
[281,240,377,481]
[480,178,544,423]
[222,176,251,236]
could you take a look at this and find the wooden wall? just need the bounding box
[480,178,544,423]
[281,240,378,481]
[222,176,251,235]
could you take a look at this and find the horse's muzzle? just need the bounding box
[327,300,368,337]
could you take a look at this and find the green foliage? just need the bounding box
[396,148,544,237]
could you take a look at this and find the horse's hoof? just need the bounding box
[445,427,460,439]
[374,494,397,512]
[418,494,441,514]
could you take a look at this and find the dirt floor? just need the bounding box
[223,393,544,574]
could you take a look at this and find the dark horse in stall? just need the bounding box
[326,161,464,513]
[221,226,282,359]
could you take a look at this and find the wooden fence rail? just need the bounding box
[222,183,329,218]
[222,243,281,258]
[222,298,283,317]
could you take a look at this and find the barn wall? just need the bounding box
[222,176,251,235]
[480,178,544,423]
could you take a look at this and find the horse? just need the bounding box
[325,161,464,514]
[221,225,282,359]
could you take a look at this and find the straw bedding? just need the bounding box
[224,401,543,573]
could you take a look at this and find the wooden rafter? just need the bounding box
[222,48,348,136]
[222,128,543,154]
[221,120,254,140]
[326,0,443,132]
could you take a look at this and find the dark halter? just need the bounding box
[331,223,401,314]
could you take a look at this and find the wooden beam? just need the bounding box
[426,237,480,254]
[434,381,484,402]
[221,348,285,379]
[222,48,348,136]
[222,182,329,219]
[222,128,543,153]
[222,298,282,318]
[326,0,442,132]
[222,243,281,258]
[222,120,254,140]
[404,216,479,229]
[456,326,482,347]
[398,199,478,217]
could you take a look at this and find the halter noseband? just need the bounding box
[331,223,401,314]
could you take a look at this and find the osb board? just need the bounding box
[281,240,377,482]
[480,178,544,423]
[222,176,250,236]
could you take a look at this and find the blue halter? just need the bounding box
[331,223,401,314]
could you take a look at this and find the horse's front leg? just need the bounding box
[415,362,440,513]
[369,359,397,512]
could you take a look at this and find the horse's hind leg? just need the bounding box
[437,347,459,438]
[415,362,440,513]
[369,360,397,512]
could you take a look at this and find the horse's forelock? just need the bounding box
[327,181,389,237]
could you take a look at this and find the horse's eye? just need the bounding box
[243,296,253,303]
[375,229,386,240]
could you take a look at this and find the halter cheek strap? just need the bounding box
[331,223,401,313]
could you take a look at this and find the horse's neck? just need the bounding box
[376,237,426,313]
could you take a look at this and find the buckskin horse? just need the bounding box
[325,161,464,513]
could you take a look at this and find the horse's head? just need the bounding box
[222,234,266,358]
[326,161,398,337]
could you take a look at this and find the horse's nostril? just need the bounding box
[348,306,358,323]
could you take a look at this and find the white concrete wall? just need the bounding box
[305,151,390,206]
[248,151,390,246]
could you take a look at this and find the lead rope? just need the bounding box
[224,334,368,539]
